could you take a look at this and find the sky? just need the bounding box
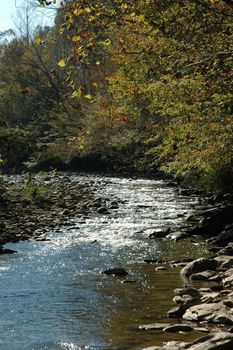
[0,0,55,33]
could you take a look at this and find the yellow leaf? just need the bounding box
[84,94,92,99]
[35,36,42,45]
[72,35,81,42]
[71,89,81,98]
[91,82,98,88]
[58,59,66,68]
[96,60,101,65]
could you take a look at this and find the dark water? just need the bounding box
[0,175,209,350]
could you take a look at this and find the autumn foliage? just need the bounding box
[0,0,233,192]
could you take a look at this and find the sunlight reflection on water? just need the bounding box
[0,174,210,350]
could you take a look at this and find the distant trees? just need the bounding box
[1,0,232,192]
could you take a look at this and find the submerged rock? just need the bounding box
[0,246,17,254]
[163,324,193,333]
[103,268,128,276]
[139,323,171,331]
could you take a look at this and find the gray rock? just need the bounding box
[182,332,233,350]
[155,266,167,271]
[180,258,219,277]
[183,302,233,324]
[139,323,171,330]
[218,245,233,256]
[142,332,233,350]
[223,275,233,288]
[190,270,217,281]
[174,287,200,298]
[214,255,233,269]
[207,227,233,245]
[167,305,187,318]
[166,231,188,241]
[194,327,210,333]
[149,227,171,239]
[200,292,220,304]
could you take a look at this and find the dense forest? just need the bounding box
[0,0,232,193]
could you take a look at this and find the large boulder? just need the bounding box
[180,258,219,277]
[183,302,233,324]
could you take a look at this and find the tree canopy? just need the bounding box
[0,0,232,192]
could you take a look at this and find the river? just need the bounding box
[0,174,209,350]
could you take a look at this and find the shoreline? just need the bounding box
[142,200,233,350]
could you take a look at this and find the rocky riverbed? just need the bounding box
[0,173,110,247]
[142,201,233,350]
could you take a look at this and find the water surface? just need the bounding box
[0,174,209,350]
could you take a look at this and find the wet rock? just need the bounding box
[214,255,233,270]
[139,323,171,331]
[91,202,102,208]
[149,227,171,239]
[223,275,233,288]
[199,288,212,293]
[200,292,221,304]
[167,305,187,318]
[166,231,188,241]
[217,244,233,256]
[171,262,187,267]
[97,207,109,214]
[173,294,198,306]
[210,285,223,292]
[0,246,17,254]
[190,270,217,281]
[183,332,233,350]
[144,259,164,264]
[35,235,50,242]
[155,266,167,271]
[174,287,200,298]
[207,227,233,245]
[143,332,233,350]
[194,327,210,333]
[103,268,128,277]
[180,258,219,277]
[164,324,193,333]
[183,302,233,324]
[171,258,193,264]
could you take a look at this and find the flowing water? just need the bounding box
[0,174,210,350]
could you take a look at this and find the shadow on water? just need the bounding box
[0,174,210,350]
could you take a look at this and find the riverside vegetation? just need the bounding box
[0,0,232,194]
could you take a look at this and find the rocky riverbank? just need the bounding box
[0,173,111,247]
[142,200,233,350]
